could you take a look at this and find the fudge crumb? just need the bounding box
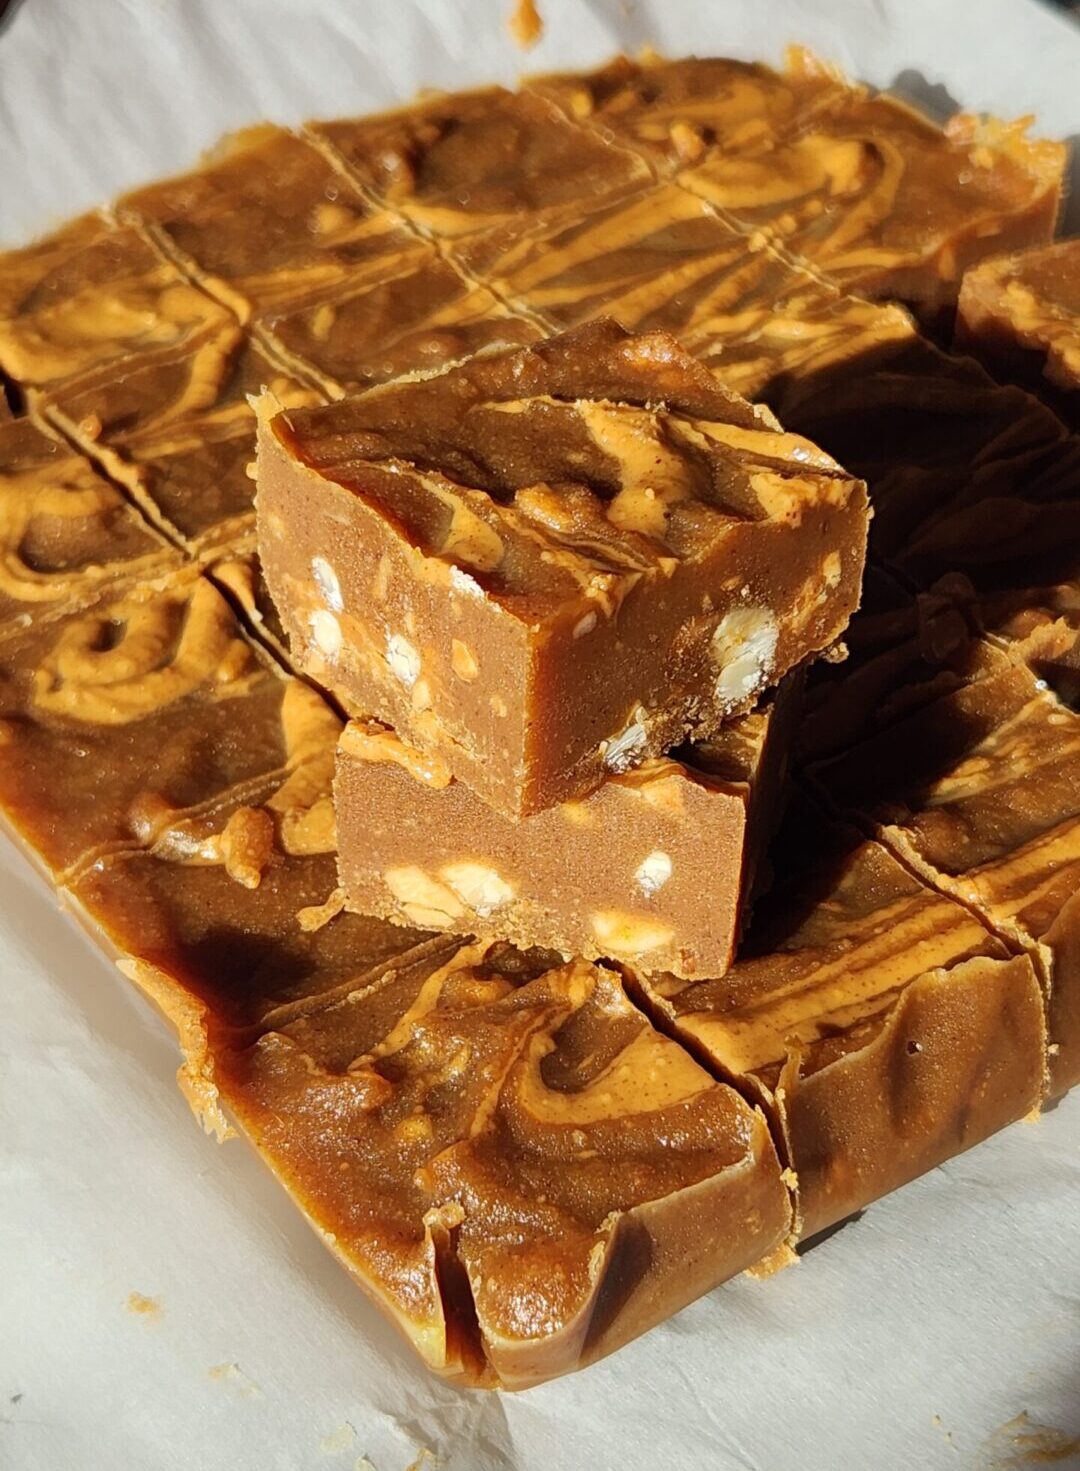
[508,0,543,49]
[125,1292,163,1321]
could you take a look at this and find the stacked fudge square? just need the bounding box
[1,50,1079,1387]
[257,318,869,977]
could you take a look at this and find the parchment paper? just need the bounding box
[2,3,1079,1468]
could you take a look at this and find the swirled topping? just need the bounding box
[117,126,422,318]
[267,318,858,615]
[684,98,1065,302]
[528,50,845,173]
[311,88,649,239]
[32,573,262,725]
[0,451,172,613]
[0,219,234,388]
[958,238,1080,396]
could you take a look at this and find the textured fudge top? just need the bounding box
[264,319,862,625]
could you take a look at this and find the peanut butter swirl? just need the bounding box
[33,575,262,725]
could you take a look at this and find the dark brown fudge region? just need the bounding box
[956,238,1080,425]
[636,806,1045,1240]
[0,564,340,876]
[769,334,1070,567]
[258,320,868,818]
[311,85,651,238]
[814,661,1080,1097]
[334,674,798,979]
[0,414,175,626]
[117,126,426,320]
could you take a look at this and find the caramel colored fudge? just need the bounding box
[117,126,424,320]
[956,238,1080,425]
[257,250,541,399]
[637,812,1046,1240]
[42,336,320,551]
[0,214,234,390]
[0,415,175,626]
[0,565,338,876]
[528,50,845,175]
[684,97,1065,314]
[815,662,1080,1097]
[258,321,868,817]
[311,86,650,238]
[72,813,793,1386]
[335,675,798,979]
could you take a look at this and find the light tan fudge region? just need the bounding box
[257,320,867,818]
[335,674,800,979]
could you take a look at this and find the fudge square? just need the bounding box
[334,674,799,979]
[257,320,868,818]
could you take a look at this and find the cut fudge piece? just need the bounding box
[257,320,868,817]
[684,97,1065,315]
[257,248,541,398]
[692,288,916,406]
[956,238,1080,426]
[636,811,1046,1240]
[0,416,175,625]
[896,432,1080,595]
[814,661,1080,1098]
[527,50,845,175]
[0,565,337,876]
[117,126,424,321]
[43,335,320,551]
[335,673,799,978]
[310,87,650,238]
[0,214,234,390]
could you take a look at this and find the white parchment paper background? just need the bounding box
[2,3,1079,1467]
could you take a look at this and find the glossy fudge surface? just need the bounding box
[258,320,867,817]
[335,675,799,978]
[638,809,1045,1239]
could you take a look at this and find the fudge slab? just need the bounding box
[335,674,798,978]
[956,238,1080,426]
[684,97,1065,315]
[815,662,1080,1097]
[636,815,1046,1241]
[257,320,868,817]
[67,777,791,1386]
